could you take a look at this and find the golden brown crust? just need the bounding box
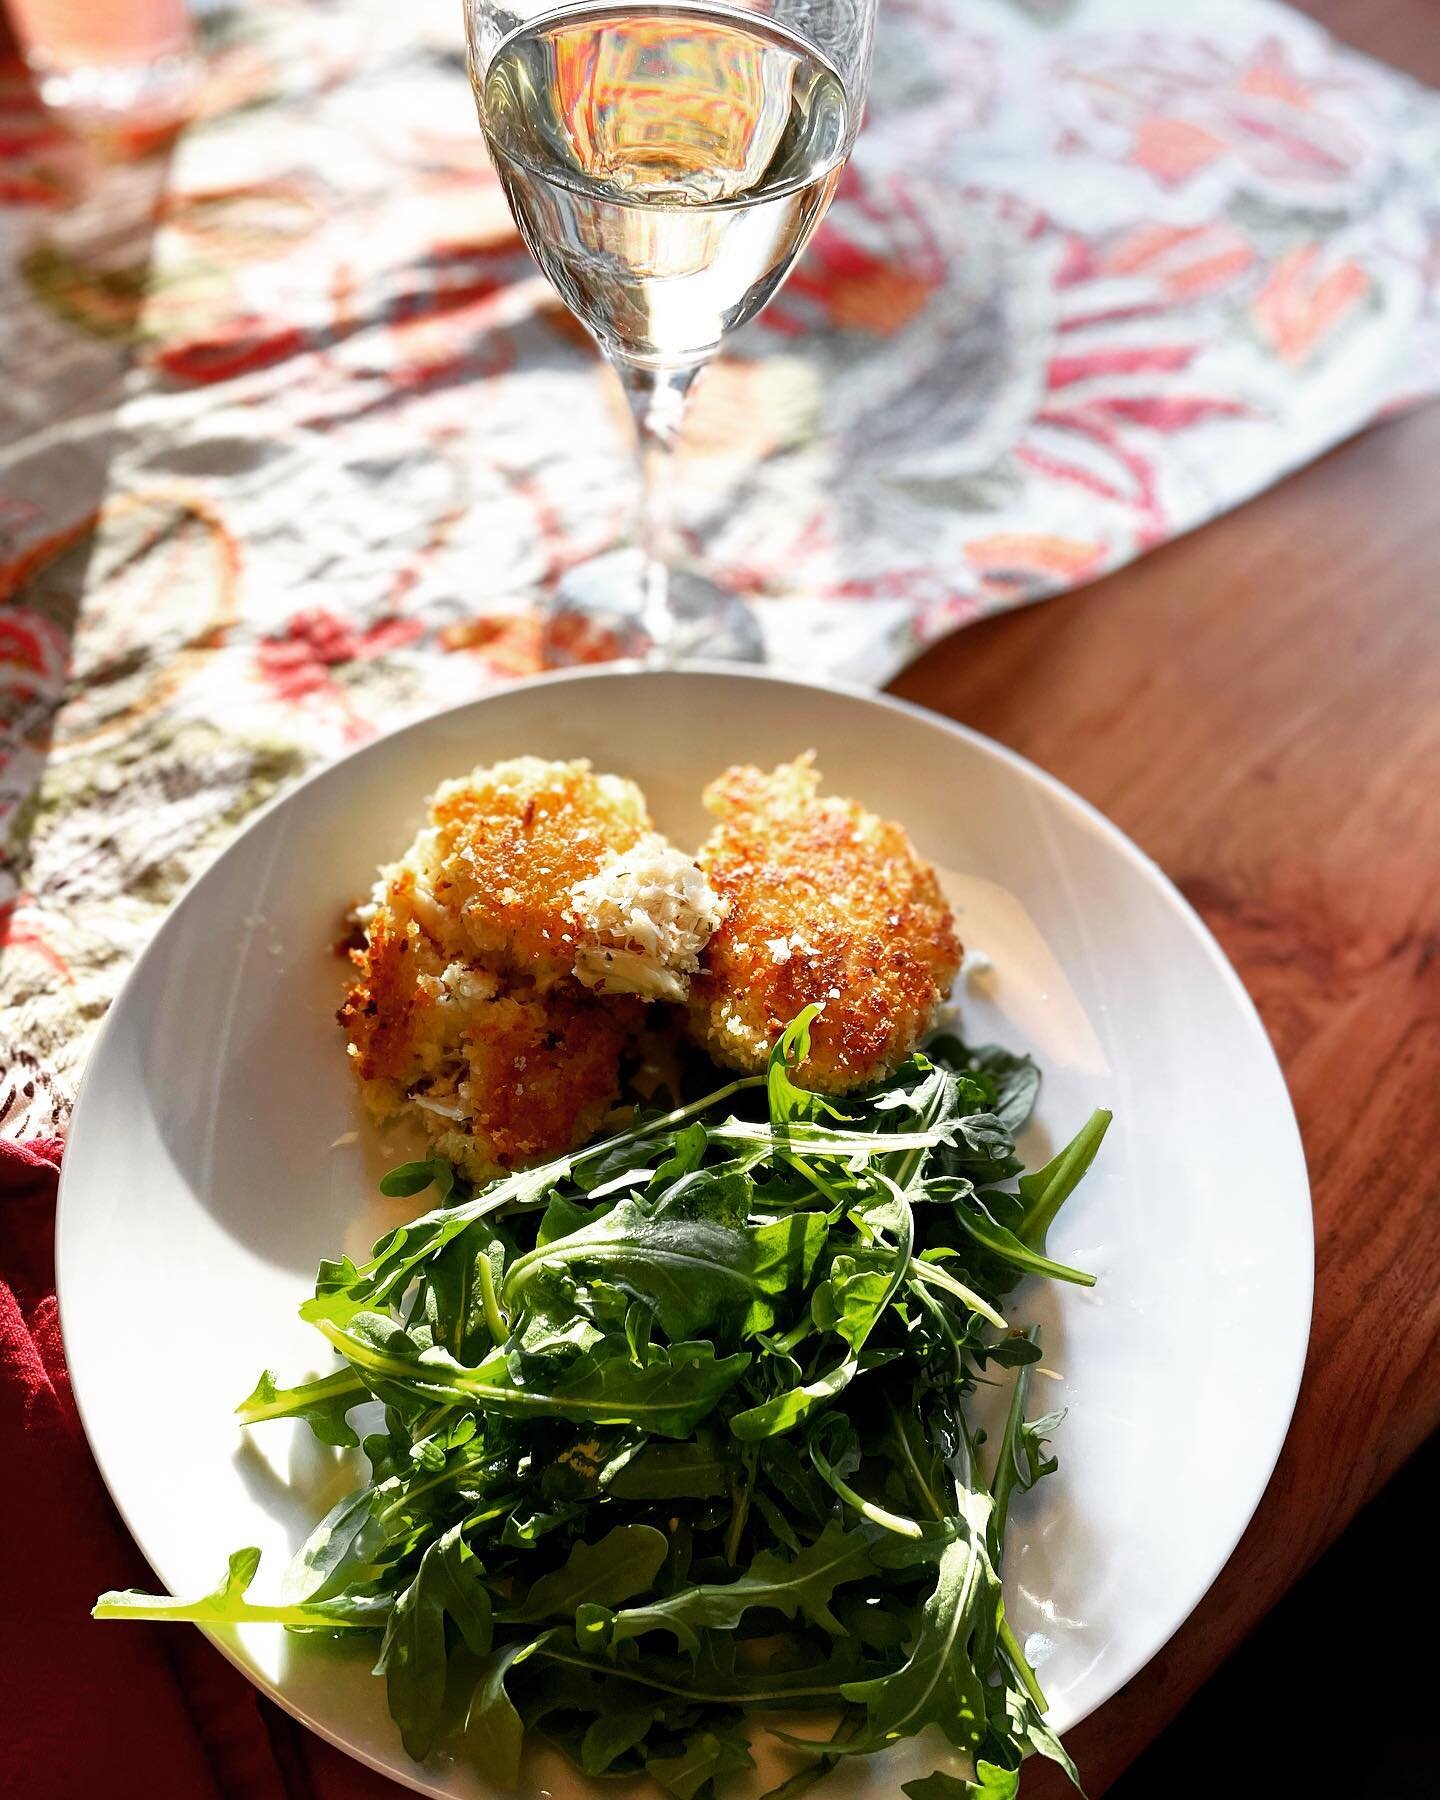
[338,877,453,1088]
[341,753,960,1172]
[687,756,961,1092]
[426,757,652,984]
[338,758,651,1175]
[462,989,638,1169]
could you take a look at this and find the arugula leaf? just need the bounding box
[817,1249,897,1350]
[283,1484,384,1603]
[949,1198,1096,1287]
[728,1352,860,1443]
[580,1520,875,1651]
[313,1312,749,1437]
[903,1764,1021,1800]
[1017,1110,1111,1253]
[991,1337,1065,1546]
[461,1640,530,1786]
[745,1212,830,1332]
[413,1224,508,1362]
[379,1159,456,1203]
[499,1504,581,1548]
[711,1119,966,1160]
[579,1705,664,1774]
[535,1191,599,1245]
[501,1523,667,1622]
[832,1495,1002,1756]
[733,1191,912,1438]
[603,1437,735,1500]
[377,1524,492,1758]
[540,1338,751,1436]
[969,1334,1044,1372]
[95,1016,1109,1799]
[532,1633,874,1707]
[761,1714,863,1800]
[999,1685,1084,1789]
[235,1367,365,1445]
[93,1547,386,1630]
[766,1005,838,1127]
[939,1113,1022,1185]
[649,1724,756,1800]
[933,1041,1042,1136]
[502,1177,791,1341]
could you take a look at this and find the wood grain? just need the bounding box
[892,391,1440,1795]
[297,0,1434,1789]
[1297,0,1440,83]
[294,2,1440,1791]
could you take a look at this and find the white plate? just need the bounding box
[59,666,1312,1797]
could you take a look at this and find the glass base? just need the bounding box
[542,549,766,667]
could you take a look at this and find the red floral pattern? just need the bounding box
[1,0,1438,1132]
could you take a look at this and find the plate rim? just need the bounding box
[57,659,1314,1795]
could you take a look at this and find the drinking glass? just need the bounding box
[462,0,877,662]
[7,0,199,135]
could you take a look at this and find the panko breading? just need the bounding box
[449,989,637,1171]
[339,758,654,1179]
[417,756,653,987]
[687,756,961,1093]
[341,750,959,1172]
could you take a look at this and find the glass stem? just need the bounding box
[611,355,704,659]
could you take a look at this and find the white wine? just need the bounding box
[477,3,850,367]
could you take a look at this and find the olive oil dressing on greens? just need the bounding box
[97,1009,1109,1798]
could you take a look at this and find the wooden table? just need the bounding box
[9,0,1430,1793]
[893,8,1440,1774]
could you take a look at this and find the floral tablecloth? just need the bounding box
[1,0,1438,1135]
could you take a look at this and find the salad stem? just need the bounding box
[234,1367,365,1428]
[1000,1620,1049,1715]
[475,1253,508,1345]
[535,1643,848,1707]
[910,1260,1008,1330]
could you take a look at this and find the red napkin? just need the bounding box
[0,1137,405,1800]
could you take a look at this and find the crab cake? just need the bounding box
[686,756,961,1093]
[416,756,653,986]
[340,757,654,1178]
[338,901,640,1179]
[440,988,637,1173]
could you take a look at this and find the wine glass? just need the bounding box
[462,0,877,662]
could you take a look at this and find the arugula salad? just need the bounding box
[96,1010,1109,1799]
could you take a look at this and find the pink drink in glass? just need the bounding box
[7,0,199,131]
